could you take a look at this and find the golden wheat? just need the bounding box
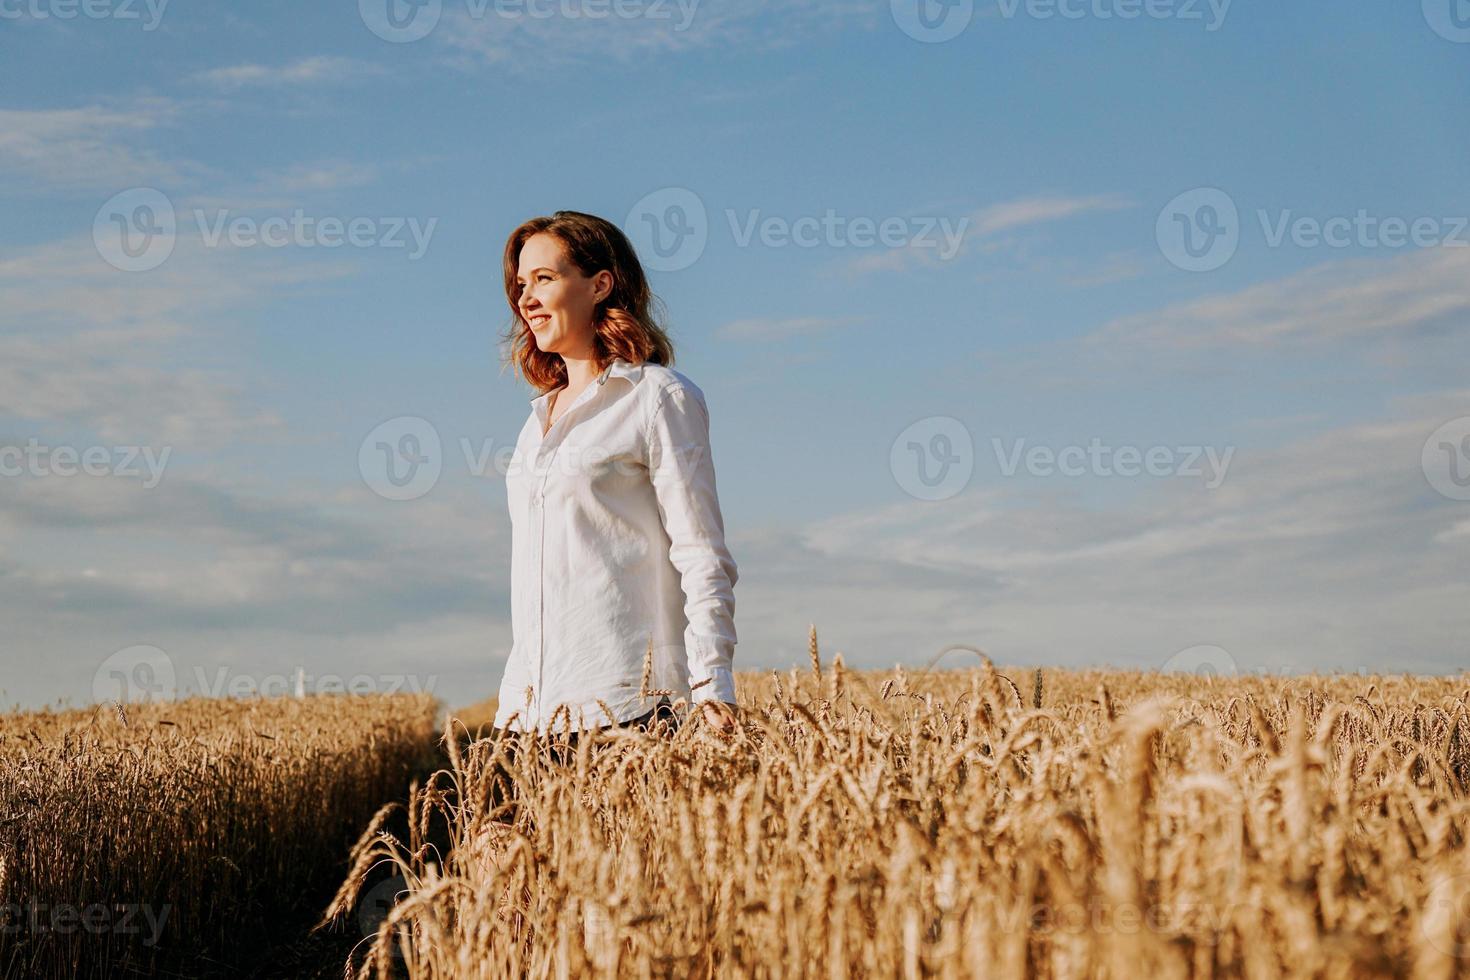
[0,693,437,979]
[324,665,1470,979]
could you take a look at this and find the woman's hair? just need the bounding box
[501,210,675,392]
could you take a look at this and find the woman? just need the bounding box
[490,210,741,745]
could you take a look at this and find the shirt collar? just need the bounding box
[529,357,644,404]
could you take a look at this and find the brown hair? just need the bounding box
[500,210,675,393]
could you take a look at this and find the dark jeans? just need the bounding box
[486,697,679,823]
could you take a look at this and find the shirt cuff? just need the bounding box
[689,665,736,706]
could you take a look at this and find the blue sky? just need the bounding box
[2,0,1468,709]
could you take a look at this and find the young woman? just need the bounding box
[490,210,741,742]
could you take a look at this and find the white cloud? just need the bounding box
[0,101,185,190]
[193,56,386,90]
[1062,252,1149,287]
[265,161,380,192]
[178,161,383,212]
[715,315,863,341]
[728,393,1470,678]
[0,473,515,710]
[6,316,1465,709]
[970,193,1133,237]
[1096,245,1470,349]
[1435,519,1470,544]
[438,0,879,66]
[0,233,353,445]
[836,192,1134,277]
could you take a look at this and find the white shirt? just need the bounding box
[492,357,739,733]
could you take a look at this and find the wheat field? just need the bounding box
[0,694,438,979]
[321,645,1470,979]
[7,653,1470,979]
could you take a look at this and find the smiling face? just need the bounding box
[514,232,613,358]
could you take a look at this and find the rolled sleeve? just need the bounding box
[647,384,739,706]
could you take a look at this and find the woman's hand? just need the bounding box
[698,700,739,736]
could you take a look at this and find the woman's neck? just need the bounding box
[558,350,602,392]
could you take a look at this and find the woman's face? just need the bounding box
[515,232,612,357]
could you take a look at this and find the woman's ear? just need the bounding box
[593,269,615,304]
